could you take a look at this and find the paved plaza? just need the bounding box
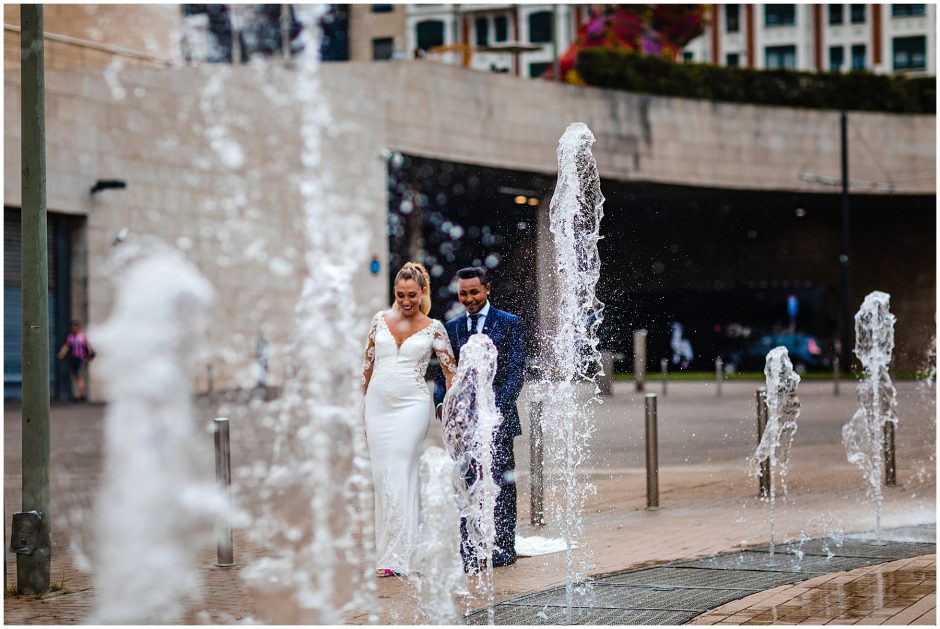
[3,379,936,624]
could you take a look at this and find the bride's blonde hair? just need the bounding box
[394,262,432,315]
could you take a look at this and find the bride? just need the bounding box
[361,262,456,577]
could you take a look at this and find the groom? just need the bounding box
[435,266,525,567]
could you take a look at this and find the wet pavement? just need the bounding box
[3,380,936,624]
[465,525,935,625]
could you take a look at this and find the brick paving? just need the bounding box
[689,554,936,625]
[3,380,935,624]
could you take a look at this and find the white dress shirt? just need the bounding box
[467,301,491,334]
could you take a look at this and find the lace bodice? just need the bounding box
[362,311,456,396]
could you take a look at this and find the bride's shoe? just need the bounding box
[376,568,401,578]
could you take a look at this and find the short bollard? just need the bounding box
[598,351,615,396]
[884,422,896,487]
[660,358,668,396]
[214,417,235,567]
[529,401,545,525]
[633,329,648,392]
[715,357,723,397]
[832,356,840,396]
[645,393,659,510]
[755,389,770,497]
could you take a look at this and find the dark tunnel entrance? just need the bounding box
[387,154,935,373]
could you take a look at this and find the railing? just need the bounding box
[4,23,177,71]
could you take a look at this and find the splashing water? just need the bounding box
[239,6,376,622]
[842,291,898,544]
[752,346,800,557]
[808,512,846,559]
[787,531,811,568]
[440,334,501,624]
[539,122,605,621]
[409,447,467,624]
[89,243,225,623]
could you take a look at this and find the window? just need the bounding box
[494,15,508,42]
[892,4,926,17]
[851,44,866,69]
[726,52,740,67]
[725,5,740,32]
[828,4,844,25]
[683,51,694,61]
[829,45,844,71]
[475,17,488,46]
[765,5,796,26]
[529,61,550,78]
[415,20,444,52]
[765,44,797,69]
[371,4,393,13]
[893,35,927,70]
[850,4,866,23]
[528,11,552,43]
[372,37,393,60]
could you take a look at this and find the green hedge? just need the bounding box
[577,47,936,114]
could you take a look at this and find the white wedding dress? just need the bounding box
[362,311,456,574]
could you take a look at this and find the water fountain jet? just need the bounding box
[752,346,800,557]
[843,291,898,544]
[89,243,223,623]
[239,6,376,621]
[409,447,466,624]
[539,122,605,622]
[440,333,501,624]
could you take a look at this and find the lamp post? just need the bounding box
[839,111,852,371]
[18,3,51,595]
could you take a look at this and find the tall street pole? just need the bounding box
[839,111,852,372]
[19,3,51,595]
[551,4,560,81]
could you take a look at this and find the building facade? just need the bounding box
[683,4,935,75]
[402,4,584,78]
[347,4,407,61]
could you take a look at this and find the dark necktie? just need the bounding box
[469,313,480,335]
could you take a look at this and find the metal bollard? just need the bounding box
[645,393,659,510]
[633,330,648,392]
[214,417,235,567]
[529,401,545,525]
[660,358,668,396]
[598,351,615,396]
[715,357,723,397]
[832,356,840,396]
[884,422,896,486]
[755,389,770,497]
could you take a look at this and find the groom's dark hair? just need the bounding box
[456,266,490,286]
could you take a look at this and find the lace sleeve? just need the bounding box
[362,312,381,392]
[431,320,457,385]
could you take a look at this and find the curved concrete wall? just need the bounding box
[336,61,934,195]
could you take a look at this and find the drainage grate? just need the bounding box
[675,550,878,574]
[463,528,936,625]
[506,583,751,613]
[465,604,698,625]
[595,566,803,591]
[755,539,938,560]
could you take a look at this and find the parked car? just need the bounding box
[726,333,829,372]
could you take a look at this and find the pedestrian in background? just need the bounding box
[57,319,94,402]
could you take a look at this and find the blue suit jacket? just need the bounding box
[434,306,525,442]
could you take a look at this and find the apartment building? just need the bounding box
[347,4,407,61]
[683,4,935,75]
[396,4,586,78]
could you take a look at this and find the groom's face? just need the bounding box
[457,278,489,315]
